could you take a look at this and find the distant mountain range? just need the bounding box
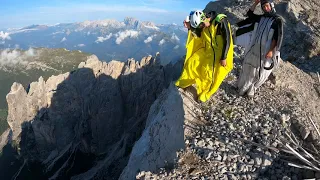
[0,17,187,64]
[0,17,187,134]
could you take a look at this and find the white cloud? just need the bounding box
[144,37,153,43]
[61,37,67,42]
[171,33,180,42]
[174,45,179,49]
[77,44,85,47]
[159,39,165,45]
[115,30,139,44]
[0,48,37,67]
[87,32,91,35]
[0,31,11,40]
[66,29,71,35]
[144,34,157,43]
[26,48,36,56]
[51,31,64,35]
[144,25,160,30]
[95,33,113,43]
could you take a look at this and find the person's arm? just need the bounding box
[266,22,279,58]
[250,0,260,12]
[265,40,277,59]
[269,40,277,51]
[220,18,231,66]
[247,0,261,21]
[184,15,191,29]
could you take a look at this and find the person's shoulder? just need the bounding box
[271,15,284,25]
[215,14,228,23]
[246,10,262,21]
[274,15,284,22]
[218,17,229,25]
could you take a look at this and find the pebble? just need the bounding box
[215,155,222,161]
[248,159,254,165]
[263,158,272,166]
[197,140,205,147]
[246,174,252,180]
[206,152,213,160]
[220,167,228,174]
[254,157,262,166]
[222,153,227,161]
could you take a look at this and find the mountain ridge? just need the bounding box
[1,0,320,179]
[1,17,187,65]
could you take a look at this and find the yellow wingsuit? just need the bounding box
[175,14,234,102]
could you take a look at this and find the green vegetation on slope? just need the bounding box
[0,109,8,135]
[0,48,91,135]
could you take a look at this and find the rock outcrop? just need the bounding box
[2,0,320,179]
[133,48,320,180]
[0,129,11,151]
[4,54,185,179]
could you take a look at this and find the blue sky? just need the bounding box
[1,0,212,28]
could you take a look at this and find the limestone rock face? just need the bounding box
[5,54,184,179]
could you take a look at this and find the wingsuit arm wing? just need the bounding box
[220,18,231,60]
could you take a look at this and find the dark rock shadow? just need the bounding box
[0,56,185,180]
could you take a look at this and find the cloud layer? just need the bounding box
[61,37,67,42]
[0,31,11,40]
[159,39,165,45]
[171,33,180,42]
[95,33,113,43]
[0,48,37,67]
[115,30,139,44]
[144,34,157,43]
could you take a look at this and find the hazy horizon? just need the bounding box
[1,0,212,29]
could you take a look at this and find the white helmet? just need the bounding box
[190,10,204,28]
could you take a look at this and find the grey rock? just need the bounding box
[300,126,311,139]
[262,157,272,167]
[240,175,247,180]
[6,55,189,180]
[220,167,228,174]
[219,146,226,152]
[254,157,262,166]
[206,152,213,160]
[197,140,205,147]
[0,129,11,151]
[248,159,255,165]
[215,155,223,161]
[246,174,252,180]
[222,153,227,161]
[227,174,237,180]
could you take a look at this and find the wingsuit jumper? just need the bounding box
[235,0,284,98]
[175,1,234,102]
